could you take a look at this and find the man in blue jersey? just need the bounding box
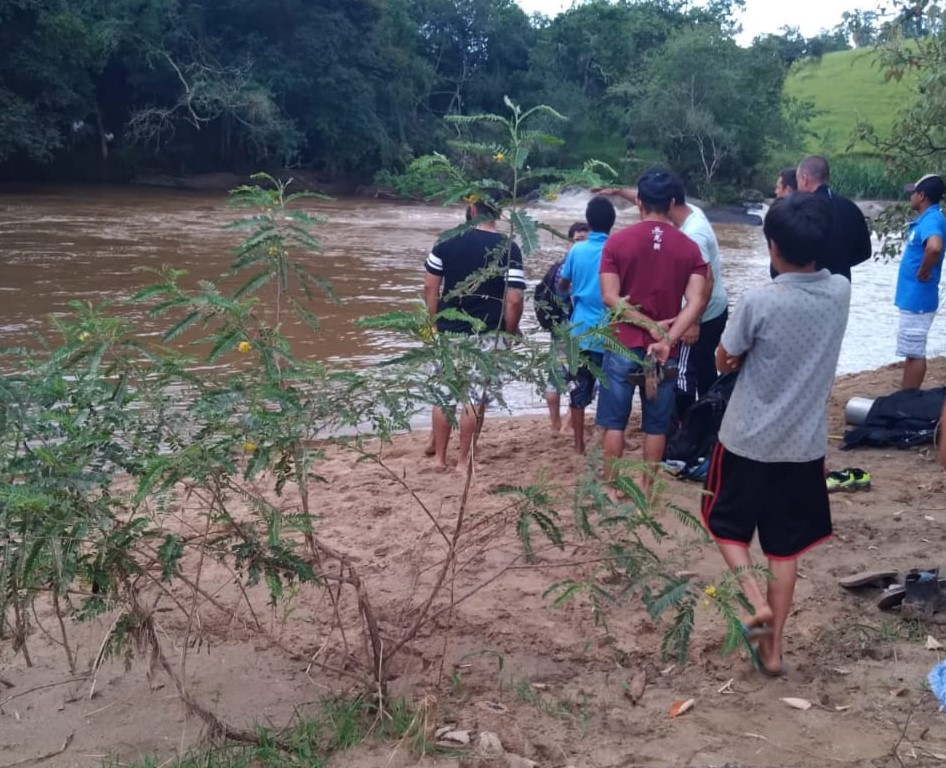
[558,196,616,453]
[895,173,946,389]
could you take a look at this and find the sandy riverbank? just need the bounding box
[3,359,946,768]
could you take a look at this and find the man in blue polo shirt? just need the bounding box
[895,173,946,389]
[558,196,615,453]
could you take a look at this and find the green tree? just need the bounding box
[627,26,791,195]
[416,0,534,117]
[860,1,946,168]
[839,9,881,48]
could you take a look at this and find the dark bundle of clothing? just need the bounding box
[842,387,946,450]
[664,372,739,479]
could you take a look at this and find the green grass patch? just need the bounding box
[785,48,918,154]
[107,695,428,768]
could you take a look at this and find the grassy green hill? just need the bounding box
[785,47,917,155]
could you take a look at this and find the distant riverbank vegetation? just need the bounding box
[1,0,944,200]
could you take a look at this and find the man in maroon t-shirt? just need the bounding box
[597,169,708,496]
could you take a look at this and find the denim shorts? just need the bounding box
[595,348,676,434]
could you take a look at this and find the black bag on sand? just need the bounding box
[842,387,946,450]
[663,372,739,481]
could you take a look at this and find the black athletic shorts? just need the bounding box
[701,443,832,559]
[569,351,603,410]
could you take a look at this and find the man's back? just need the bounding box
[816,187,871,280]
[680,204,727,321]
[600,221,706,349]
[426,228,525,334]
[719,271,851,463]
[562,231,607,350]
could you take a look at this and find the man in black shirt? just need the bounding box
[423,200,525,468]
[795,155,872,280]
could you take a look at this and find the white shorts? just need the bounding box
[897,309,936,359]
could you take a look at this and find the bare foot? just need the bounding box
[605,485,625,504]
[549,417,562,432]
[424,438,435,457]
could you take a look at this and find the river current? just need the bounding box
[0,185,918,417]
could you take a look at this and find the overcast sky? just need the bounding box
[514,0,882,45]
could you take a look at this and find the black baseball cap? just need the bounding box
[904,174,945,203]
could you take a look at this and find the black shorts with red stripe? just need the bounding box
[701,443,832,560]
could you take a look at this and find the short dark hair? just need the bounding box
[797,155,829,186]
[636,168,675,215]
[465,199,500,221]
[567,221,589,240]
[667,172,687,206]
[763,193,831,267]
[915,174,945,204]
[777,168,797,191]
[585,196,616,234]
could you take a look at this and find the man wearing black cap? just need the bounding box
[895,173,946,389]
[795,155,872,280]
[597,169,708,495]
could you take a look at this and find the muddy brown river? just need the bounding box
[0,184,912,417]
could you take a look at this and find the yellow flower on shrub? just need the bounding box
[243,441,257,453]
[703,584,718,599]
[237,340,252,353]
[78,331,90,342]
[419,324,435,342]
[493,152,505,163]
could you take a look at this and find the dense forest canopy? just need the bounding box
[0,0,935,194]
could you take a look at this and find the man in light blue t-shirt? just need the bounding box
[558,196,616,453]
[895,173,946,389]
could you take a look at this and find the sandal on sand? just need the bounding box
[746,641,787,678]
[741,623,774,641]
[838,569,898,589]
[759,657,788,678]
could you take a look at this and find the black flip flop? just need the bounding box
[839,570,898,589]
[759,657,787,678]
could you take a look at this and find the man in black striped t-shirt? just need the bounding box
[423,200,525,468]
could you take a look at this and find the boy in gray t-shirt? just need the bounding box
[701,193,851,677]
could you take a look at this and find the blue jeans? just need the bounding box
[595,348,676,434]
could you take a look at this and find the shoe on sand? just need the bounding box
[826,467,871,493]
[877,575,946,610]
[902,568,944,620]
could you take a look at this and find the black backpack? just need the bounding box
[664,372,739,480]
[534,259,571,330]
